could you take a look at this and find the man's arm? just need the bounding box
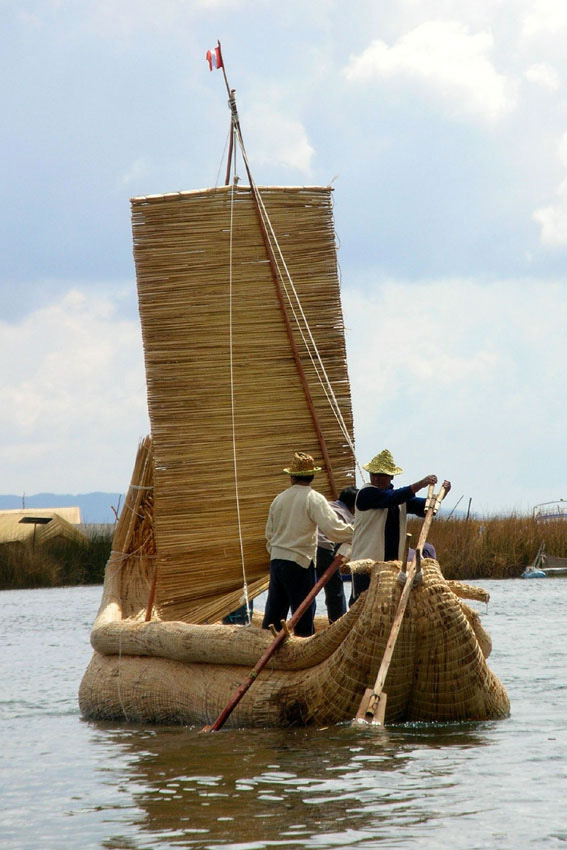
[356,485,416,511]
[406,478,452,517]
[357,475,438,511]
[406,496,427,517]
[265,507,274,554]
[309,492,353,542]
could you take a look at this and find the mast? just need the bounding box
[215,41,339,499]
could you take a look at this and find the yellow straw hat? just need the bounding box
[283,452,321,476]
[363,449,403,476]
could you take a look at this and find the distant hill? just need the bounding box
[0,492,124,525]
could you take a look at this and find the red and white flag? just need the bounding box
[206,46,223,71]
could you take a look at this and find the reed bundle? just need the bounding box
[81,559,509,726]
[113,435,154,557]
[106,436,156,618]
[131,185,354,622]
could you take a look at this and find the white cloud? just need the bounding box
[533,184,567,245]
[243,104,314,174]
[343,20,517,120]
[0,288,149,493]
[342,278,567,515]
[119,157,151,187]
[522,0,567,39]
[533,132,567,245]
[524,62,560,90]
[558,132,567,168]
[2,274,564,516]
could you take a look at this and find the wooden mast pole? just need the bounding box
[215,41,338,499]
[224,124,234,185]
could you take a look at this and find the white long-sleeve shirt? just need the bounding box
[265,484,353,569]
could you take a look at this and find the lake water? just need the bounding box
[1,579,566,849]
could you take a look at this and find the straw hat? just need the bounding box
[363,449,403,476]
[283,452,321,476]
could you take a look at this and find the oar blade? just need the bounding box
[353,689,387,725]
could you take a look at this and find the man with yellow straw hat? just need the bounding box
[262,451,353,637]
[350,449,450,602]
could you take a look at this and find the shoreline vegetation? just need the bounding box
[0,528,113,590]
[1,515,566,591]
[407,514,567,581]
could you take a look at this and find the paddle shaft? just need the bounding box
[357,485,447,721]
[204,551,347,732]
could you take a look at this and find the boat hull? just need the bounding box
[79,559,510,727]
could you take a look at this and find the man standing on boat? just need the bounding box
[350,449,450,602]
[263,452,353,637]
[316,486,358,623]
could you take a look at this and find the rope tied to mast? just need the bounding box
[218,47,361,618]
[226,137,252,625]
[228,106,363,483]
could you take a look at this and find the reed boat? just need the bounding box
[79,72,510,728]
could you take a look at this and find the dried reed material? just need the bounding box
[446,580,490,604]
[90,596,364,670]
[112,435,154,557]
[80,183,511,728]
[131,185,355,622]
[458,600,492,658]
[0,512,86,545]
[79,559,510,726]
[95,436,157,620]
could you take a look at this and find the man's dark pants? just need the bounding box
[262,558,316,637]
[352,572,370,601]
[315,546,347,623]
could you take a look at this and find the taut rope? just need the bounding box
[227,158,252,623]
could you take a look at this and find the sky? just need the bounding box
[1,0,566,516]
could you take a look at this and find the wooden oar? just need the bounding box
[202,546,350,732]
[353,484,447,726]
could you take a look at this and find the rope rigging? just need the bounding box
[216,44,365,615]
[227,138,252,623]
[224,84,364,482]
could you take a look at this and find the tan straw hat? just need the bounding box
[283,452,321,476]
[363,449,403,475]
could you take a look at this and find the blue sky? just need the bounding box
[1,0,566,515]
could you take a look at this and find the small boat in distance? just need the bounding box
[522,541,567,578]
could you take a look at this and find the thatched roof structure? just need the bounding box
[0,510,86,545]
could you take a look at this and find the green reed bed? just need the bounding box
[0,529,113,590]
[408,514,567,579]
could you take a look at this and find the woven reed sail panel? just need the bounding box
[131,185,354,622]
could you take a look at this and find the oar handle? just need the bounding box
[411,484,446,562]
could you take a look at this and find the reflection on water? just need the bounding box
[87,720,494,849]
[1,581,567,849]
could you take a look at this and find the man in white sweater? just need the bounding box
[262,452,354,637]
